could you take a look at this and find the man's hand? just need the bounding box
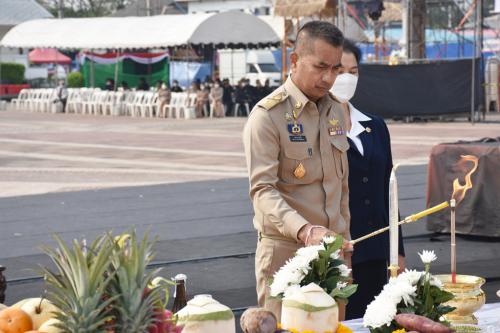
[398,255,406,274]
[298,224,334,245]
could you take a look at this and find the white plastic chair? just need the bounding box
[82,89,100,115]
[11,89,29,111]
[67,88,85,114]
[129,91,145,117]
[122,91,136,116]
[27,89,42,112]
[137,92,155,117]
[163,92,180,118]
[174,93,189,119]
[103,91,125,116]
[185,94,198,119]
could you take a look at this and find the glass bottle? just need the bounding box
[171,273,187,313]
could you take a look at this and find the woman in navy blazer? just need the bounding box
[330,40,406,320]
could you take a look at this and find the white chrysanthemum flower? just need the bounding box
[418,250,437,264]
[288,270,305,285]
[363,294,397,328]
[338,264,351,277]
[297,245,321,263]
[323,235,335,244]
[398,269,424,286]
[384,278,417,306]
[337,281,348,289]
[288,256,312,274]
[284,284,301,298]
[270,273,289,297]
[330,249,341,260]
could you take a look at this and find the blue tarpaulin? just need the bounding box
[169,61,212,88]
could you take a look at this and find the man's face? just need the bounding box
[290,38,342,101]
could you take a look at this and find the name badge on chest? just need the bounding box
[289,135,307,142]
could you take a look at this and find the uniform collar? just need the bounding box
[284,76,309,118]
[284,76,334,118]
[348,103,371,137]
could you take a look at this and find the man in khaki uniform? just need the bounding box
[243,21,352,319]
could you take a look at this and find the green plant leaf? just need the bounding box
[430,287,455,304]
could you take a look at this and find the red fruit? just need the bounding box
[164,310,172,320]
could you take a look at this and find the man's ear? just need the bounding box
[290,52,299,73]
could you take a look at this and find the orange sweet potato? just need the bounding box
[394,314,453,333]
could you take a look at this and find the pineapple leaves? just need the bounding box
[41,230,167,333]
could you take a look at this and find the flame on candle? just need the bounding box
[451,155,478,205]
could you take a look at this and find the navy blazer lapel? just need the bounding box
[359,120,374,160]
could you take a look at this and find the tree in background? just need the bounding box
[67,72,84,87]
[37,0,133,17]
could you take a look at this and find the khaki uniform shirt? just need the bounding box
[243,77,351,243]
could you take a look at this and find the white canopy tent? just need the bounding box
[0,11,281,50]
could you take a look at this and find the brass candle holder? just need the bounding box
[435,274,486,325]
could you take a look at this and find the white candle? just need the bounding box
[389,168,399,272]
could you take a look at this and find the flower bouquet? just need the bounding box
[270,235,357,333]
[363,250,456,333]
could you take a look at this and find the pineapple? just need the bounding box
[41,234,115,333]
[108,231,162,333]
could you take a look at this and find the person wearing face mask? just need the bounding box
[210,80,224,117]
[330,39,405,320]
[243,21,352,321]
[158,82,171,118]
[171,80,183,92]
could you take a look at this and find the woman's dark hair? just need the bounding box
[343,39,362,64]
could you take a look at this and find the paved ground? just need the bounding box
[0,109,499,330]
[1,110,499,198]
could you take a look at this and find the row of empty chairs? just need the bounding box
[8,88,231,119]
[10,88,58,113]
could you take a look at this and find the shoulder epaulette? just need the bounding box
[258,91,288,111]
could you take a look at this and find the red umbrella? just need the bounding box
[28,48,72,65]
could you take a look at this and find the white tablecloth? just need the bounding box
[342,302,500,333]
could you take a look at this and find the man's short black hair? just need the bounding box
[294,21,344,54]
[343,39,362,64]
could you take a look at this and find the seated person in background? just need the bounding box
[210,79,224,117]
[120,81,129,90]
[243,79,257,109]
[234,79,251,116]
[104,78,115,91]
[171,80,183,92]
[222,79,234,116]
[137,77,150,91]
[188,81,200,95]
[195,84,209,117]
[158,82,171,118]
[155,80,164,91]
[54,79,68,113]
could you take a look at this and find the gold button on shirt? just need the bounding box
[243,77,351,317]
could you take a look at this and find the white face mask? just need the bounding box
[330,73,358,103]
